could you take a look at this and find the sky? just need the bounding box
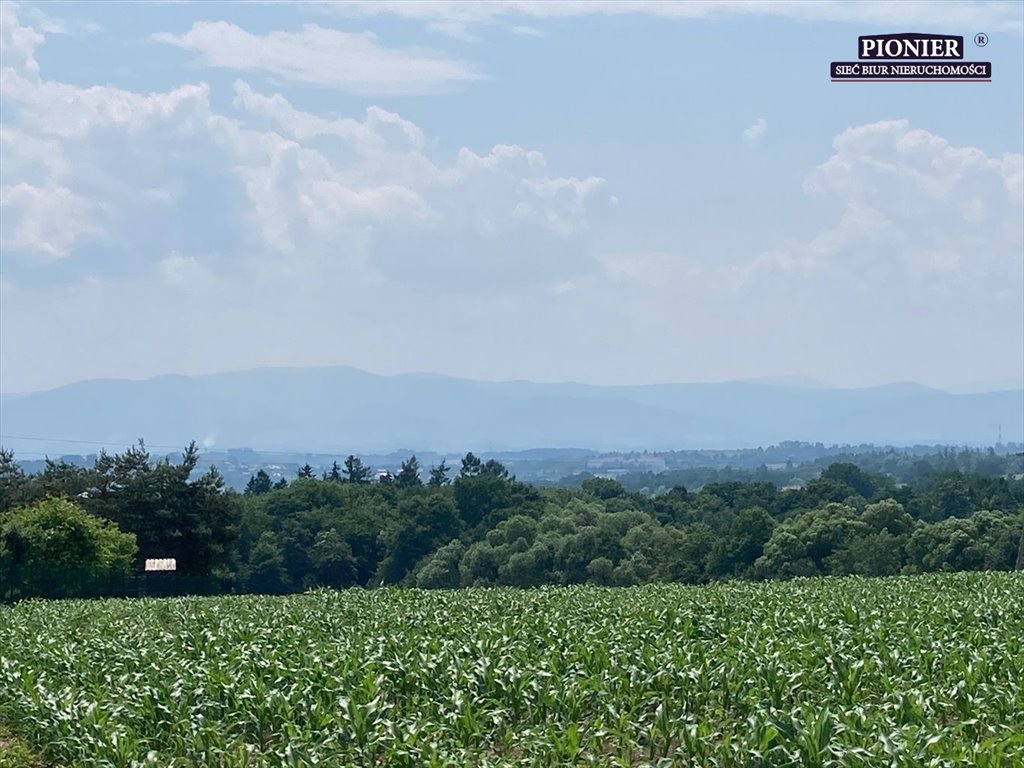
[1,0,1022,395]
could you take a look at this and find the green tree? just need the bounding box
[296,464,315,479]
[581,477,627,500]
[585,556,615,585]
[804,476,857,505]
[87,442,240,578]
[428,460,450,488]
[862,499,913,536]
[396,455,423,489]
[831,531,904,576]
[929,472,973,520]
[460,452,482,477]
[500,544,551,587]
[343,455,372,484]
[0,448,27,513]
[613,552,652,586]
[247,531,289,594]
[820,463,883,500]
[451,473,539,533]
[377,494,462,584]
[416,540,466,588]
[1,497,137,599]
[754,504,866,578]
[481,459,511,479]
[707,507,775,578]
[754,531,816,580]
[245,469,272,496]
[310,528,358,588]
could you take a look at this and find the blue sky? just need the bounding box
[1,0,1022,393]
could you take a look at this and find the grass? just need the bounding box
[0,722,46,768]
[1,572,1022,767]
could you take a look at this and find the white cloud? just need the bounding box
[220,83,606,258]
[0,1,45,75]
[0,125,69,184]
[510,25,544,37]
[154,21,480,93]
[0,5,212,262]
[0,183,102,257]
[0,3,606,289]
[0,68,210,139]
[324,1,1024,35]
[231,80,425,151]
[746,120,1023,295]
[1,4,207,140]
[3,110,1022,390]
[425,19,479,41]
[743,117,767,145]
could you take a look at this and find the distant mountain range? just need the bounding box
[1,367,1021,457]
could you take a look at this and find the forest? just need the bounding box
[605,445,1024,494]
[1,442,1022,601]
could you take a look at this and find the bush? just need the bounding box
[1,497,137,600]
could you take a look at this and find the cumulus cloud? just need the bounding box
[215,82,607,273]
[746,120,1024,293]
[231,81,425,150]
[0,184,102,257]
[3,110,1022,390]
[154,21,480,94]
[1,68,210,140]
[0,1,45,75]
[575,121,1021,388]
[0,125,69,184]
[0,3,605,293]
[743,118,767,145]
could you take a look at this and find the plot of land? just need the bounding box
[1,573,1022,766]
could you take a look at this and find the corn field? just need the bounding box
[1,573,1022,767]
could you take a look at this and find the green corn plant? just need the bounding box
[0,572,1021,767]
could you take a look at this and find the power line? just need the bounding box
[0,434,447,461]
[0,435,189,451]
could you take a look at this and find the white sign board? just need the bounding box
[144,558,177,572]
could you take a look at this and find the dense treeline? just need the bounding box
[605,446,1024,494]
[1,443,1022,600]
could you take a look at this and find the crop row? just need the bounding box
[1,573,1022,766]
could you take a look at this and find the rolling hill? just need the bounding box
[1,367,1020,456]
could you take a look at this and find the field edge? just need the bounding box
[0,720,48,768]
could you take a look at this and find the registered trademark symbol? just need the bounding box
[975,33,988,47]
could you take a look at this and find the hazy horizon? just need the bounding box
[2,362,1023,398]
[3,366,1020,459]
